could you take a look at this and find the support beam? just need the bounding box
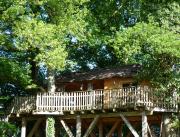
[147,124,153,137]
[120,114,139,137]
[21,118,27,137]
[117,124,122,137]
[127,124,138,137]
[76,115,81,137]
[142,111,148,137]
[106,120,120,137]
[60,119,74,137]
[34,111,153,117]
[83,120,96,137]
[27,118,43,137]
[83,115,100,137]
[160,117,163,137]
[98,122,103,137]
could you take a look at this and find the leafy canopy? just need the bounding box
[0,0,179,90]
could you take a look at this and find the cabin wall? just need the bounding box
[56,78,149,92]
[104,77,150,90]
[56,80,104,92]
[104,77,134,90]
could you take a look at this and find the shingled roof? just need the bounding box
[56,64,140,83]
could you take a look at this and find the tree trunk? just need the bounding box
[46,117,55,137]
[47,69,56,93]
[29,51,39,85]
[46,69,56,137]
[162,113,171,137]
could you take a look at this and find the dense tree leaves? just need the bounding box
[0,0,179,135]
[0,57,31,87]
[140,1,180,33]
[13,18,67,70]
[111,22,180,90]
[87,0,140,33]
[0,121,18,137]
[0,0,179,92]
[112,22,179,64]
[0,0,67,89]
[151,1,180,33]
[66,44,119,71]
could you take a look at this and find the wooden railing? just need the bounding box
[36,90,103,112]
[8,87,179,114]
[8,96,36,114]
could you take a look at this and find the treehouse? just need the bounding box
[6,65,179,137]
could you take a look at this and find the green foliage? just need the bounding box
[112,22,179,64]
[0,0,179,134]
[171,117,180,129]
[0,57,31,87]
[0,121,18,137]
[87,0,141,33]
[151,1,180,33]
[13,18,67,70]
[0,0,68,89]
[140,1,180,33]
[111,22,180,92]
[0,0,179,92]
[46,117,55,137]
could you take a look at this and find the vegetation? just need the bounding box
[0,121,19,137]
[0,0,179,136]
[46,117,55,137]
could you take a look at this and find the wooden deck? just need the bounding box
[8,87,179,115]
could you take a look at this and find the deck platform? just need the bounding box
[7,87,179,116]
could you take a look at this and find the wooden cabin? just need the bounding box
[6,65,179,137]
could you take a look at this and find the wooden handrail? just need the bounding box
[8,86,179,114]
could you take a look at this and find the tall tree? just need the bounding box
[0,0,179,136]
[0,0,68,90]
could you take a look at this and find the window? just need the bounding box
[57,85,65,92]
[87,83,93,91]
[123,83,137,91]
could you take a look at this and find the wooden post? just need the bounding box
[76,115,81,137]
[106,120,120,137]
[27,118,43,137]
[21,118,26,137]
[142,111,148,137]
[60,119,74,137]
[98,121,103,137]
[120,114,139,137]
[117,124,122,137]
[83,115,100,137]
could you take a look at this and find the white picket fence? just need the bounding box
[36,90,103,112]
